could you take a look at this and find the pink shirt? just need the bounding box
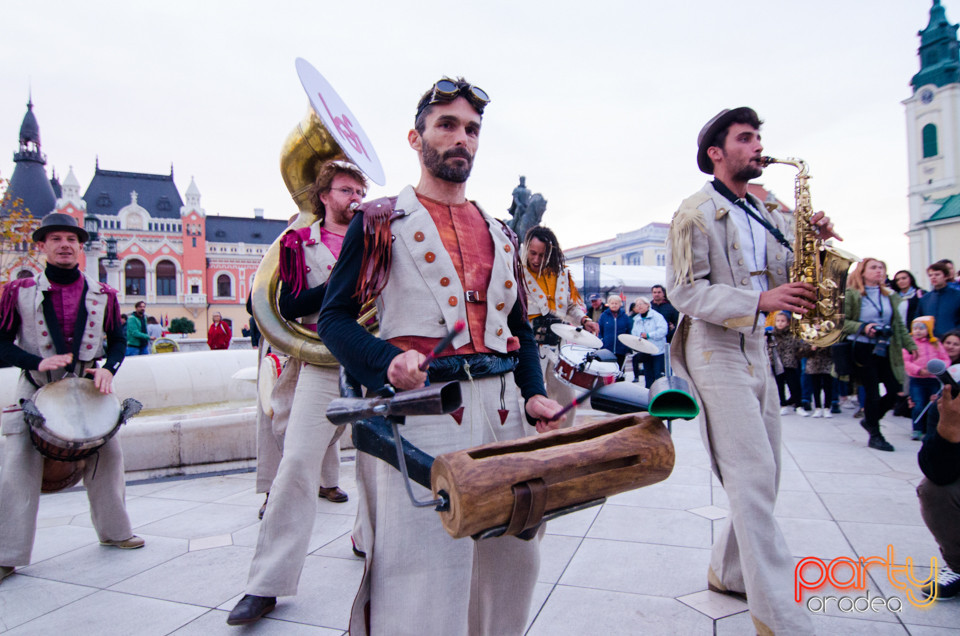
[320,227,345,259]
[48,277,85,348]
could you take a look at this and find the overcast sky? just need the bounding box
[1,0,944,274]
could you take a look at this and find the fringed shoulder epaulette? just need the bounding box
[668,195,709,288]
[0,278,36,331]
[98,282,122,332]
[496,219,528,318]
[358,196,400,305]
[278,227,312,296]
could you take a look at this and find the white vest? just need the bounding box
[15,272,110,386]
[522,266,585,325]
[298,221,338,325]
[375,186,518,353]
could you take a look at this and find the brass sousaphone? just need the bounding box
[251,58,385,363]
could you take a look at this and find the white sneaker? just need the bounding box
[823,410,833,418]
[812,408,823,418]
[780,406,790,415]
[796,407,810,417]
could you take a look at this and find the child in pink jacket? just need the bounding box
[903,316,951,439]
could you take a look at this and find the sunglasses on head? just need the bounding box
[417,79,490,119]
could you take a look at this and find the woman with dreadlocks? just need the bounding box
[521,225,598,427]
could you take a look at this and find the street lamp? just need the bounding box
[105,237,118,265]
[83,216,100,250]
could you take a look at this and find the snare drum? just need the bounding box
[554,344,620,389]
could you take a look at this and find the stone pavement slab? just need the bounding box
[2,407,960,634]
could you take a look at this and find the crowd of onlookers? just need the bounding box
[120,301,234,353]
[589,284,679,389]
[765,257,960,447]
[767,256,960,602]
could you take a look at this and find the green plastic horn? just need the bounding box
[647,376,700,420]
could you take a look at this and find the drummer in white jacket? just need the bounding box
[630,297,668,388]
[0,214,143,587]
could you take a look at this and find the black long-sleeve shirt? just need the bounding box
[318,211,546,404]
[919,430,960,486]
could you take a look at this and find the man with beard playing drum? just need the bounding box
[319,77,562,635]
[522,225,598,428]
[0,213,143,586]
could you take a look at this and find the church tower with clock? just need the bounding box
[905,0,960,274]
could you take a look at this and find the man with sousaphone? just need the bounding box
[0,213,143,586]
[319,77,564,636]
[522,224,600,428]
[226,160,366,625]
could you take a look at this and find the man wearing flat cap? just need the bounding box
[0,213,142,587]
[666,108,838,634]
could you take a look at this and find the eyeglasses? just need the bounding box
[416,79,490,119]
[331,186,366,198]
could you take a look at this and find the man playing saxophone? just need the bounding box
[666,107,839,635]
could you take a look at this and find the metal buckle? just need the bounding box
[465,290,485,303]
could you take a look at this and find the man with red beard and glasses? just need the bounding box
[666,107,840,635]
[227,161,366,625]
[319,77,562,635]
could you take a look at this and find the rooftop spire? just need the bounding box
[912,0,960,91]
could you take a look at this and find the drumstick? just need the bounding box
[549,381,607,422]
[419,320,466,371]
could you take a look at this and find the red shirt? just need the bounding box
[388,195,519,356]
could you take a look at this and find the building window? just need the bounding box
[656,253,666,266]
[217,274,232,298]
[192,237,197,247]
[923,123,939,158]
[98,259,107,284]
[156,260,177,296]
[191,284,200,294]
[125,260,145,296]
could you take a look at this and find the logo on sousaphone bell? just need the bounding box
[295,57,385,185]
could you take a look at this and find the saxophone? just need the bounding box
[760,157,858,347]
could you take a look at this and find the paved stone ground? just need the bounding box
[1,403,959,635]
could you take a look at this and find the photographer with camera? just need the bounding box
[843,257,916,451]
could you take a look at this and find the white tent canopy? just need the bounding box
[569,264,667,296]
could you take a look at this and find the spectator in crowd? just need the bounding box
[650,284,679,343]
[598,294,631,371]
[629,297,667,387]
[919,261,960,339]
[146,316,163,341]
[904,316,951,440]
[125,301,150,356]
[207,312,232,350]
[936,258,960,290]
[767,311,803,415]
[894,269,925,326]
[917,380,960,601]
[921,329,960,439]
[799,341,834,418]
[587,293,607,323]
[843,257,915,452]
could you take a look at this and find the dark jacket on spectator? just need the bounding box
[598,308,632,356]
[918,285,960,339]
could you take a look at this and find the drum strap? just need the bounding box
[506,478,547,537]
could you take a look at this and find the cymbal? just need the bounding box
[619,333,659,355]
[550,322,602,348]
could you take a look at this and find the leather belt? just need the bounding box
[428,352,517,383]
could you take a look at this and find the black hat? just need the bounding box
[32,213,90,243]
[696,107,759,175]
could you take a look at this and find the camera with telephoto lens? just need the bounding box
[872,324,894,357]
